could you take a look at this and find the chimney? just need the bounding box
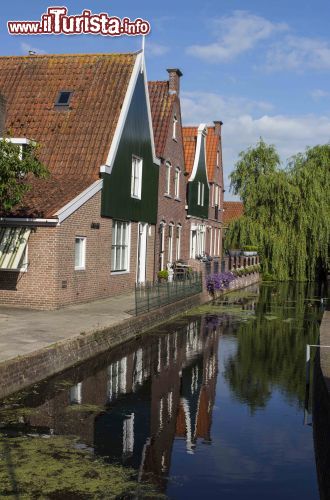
[0,94,6,136]
[167,68,183,96]
[213,120,223,136]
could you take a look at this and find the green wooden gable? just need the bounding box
[187,133,209,218]
[101,72,159,224]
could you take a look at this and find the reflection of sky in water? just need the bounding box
[166,335,318,500]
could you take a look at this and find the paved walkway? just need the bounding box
[0,293,135,363]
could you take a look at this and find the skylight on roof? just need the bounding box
[55,91,72,107]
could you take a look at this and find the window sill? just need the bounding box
[172,137,178,142]
[174,197,181,202]
[164,194,172,199]
[75,267,86,271]
[131,195,141,200]
[111,270,130,275]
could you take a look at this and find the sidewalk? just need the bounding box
[0,292,135,363]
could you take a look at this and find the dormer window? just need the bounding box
[55,91,72,107]
[172,114,178,140]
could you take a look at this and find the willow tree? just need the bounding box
[0,138,48,212]
[225,139,330,281]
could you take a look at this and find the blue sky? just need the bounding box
[1,1,330,197]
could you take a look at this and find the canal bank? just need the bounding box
[313,310,330,500]
[0,273,260,398]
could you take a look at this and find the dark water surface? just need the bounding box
[0,282,327,499]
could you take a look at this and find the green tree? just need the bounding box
[0,138,48,212]
[225,139,330,281]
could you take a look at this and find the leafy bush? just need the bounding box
[242,245,258,252]
[158,270,168,281]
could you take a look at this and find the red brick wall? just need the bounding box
[155,98,189,274]
[0,191,155,309]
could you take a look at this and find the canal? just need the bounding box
[0,282,327,499]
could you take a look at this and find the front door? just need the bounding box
[137,223,148,283]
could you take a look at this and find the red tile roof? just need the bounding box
[223,201,244,223]
[205,126,219,182]
[182,125,221,181]
[182,126,198,175]
[148,81,176,158]
[0,52,137,217]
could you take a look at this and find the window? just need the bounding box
[176,224,182,260]
[216,150,219,167]
[160,222,166,270]
[198,182,205,206]
[168,224,174,264]
[111,221,130,272]
[75,237,86,270]
[172,115,178,140]
[214,185,219,207]
[165,162,171,195]
[174,167,180,198]
[131,155,143,199]
[55,91,72,106]
[70,382,82,404]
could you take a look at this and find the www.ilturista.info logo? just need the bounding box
[7,6,151,36]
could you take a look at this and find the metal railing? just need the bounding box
[135,271,203,316]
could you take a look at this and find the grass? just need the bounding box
[0,433,160,499]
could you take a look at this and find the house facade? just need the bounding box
[205,122,224,260]
[0,51,159,309]
[148,69,188,274]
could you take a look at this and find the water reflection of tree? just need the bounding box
[224,283,322,413]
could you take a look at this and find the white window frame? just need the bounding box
[210,228,213,257]
[168,223,174,264]
[165,162,171,196]
[197,182,201,205]
[172,114,178,140]
[160,221,166,270]
[211,184,214,207]
[201,183,205,206]
[131,155,143,199]
[75,236,86,270]
[174,167,180,198]
[111,220,130,273]
[175,224,182,260]
[214,185,219,207]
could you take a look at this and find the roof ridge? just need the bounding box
[0,51,140,60]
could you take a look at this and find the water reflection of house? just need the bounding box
[24,318,220,491]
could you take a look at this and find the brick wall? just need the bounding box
[0,226,58,309]
[0,191,156,309]
[155,98,188,274]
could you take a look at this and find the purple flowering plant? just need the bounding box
[206,271,237,294]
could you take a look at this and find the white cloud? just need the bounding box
[146,41,169,57]
[311,89,330,100]
[186,11,287,62]
[20,42,47,55]
[181,91,330,196]
[266,35,330,71]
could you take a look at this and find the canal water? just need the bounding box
[0,282,327,499]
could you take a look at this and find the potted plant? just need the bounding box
[228,248,241,257]
[241,245,258,256]
[158,270,169,283]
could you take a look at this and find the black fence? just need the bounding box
[135,271,203,316]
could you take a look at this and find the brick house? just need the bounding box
[148,69,188,274]
[223,201,244,226]
[183,123,224,261]
[205,122,224,260]
[0,51,160,309]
